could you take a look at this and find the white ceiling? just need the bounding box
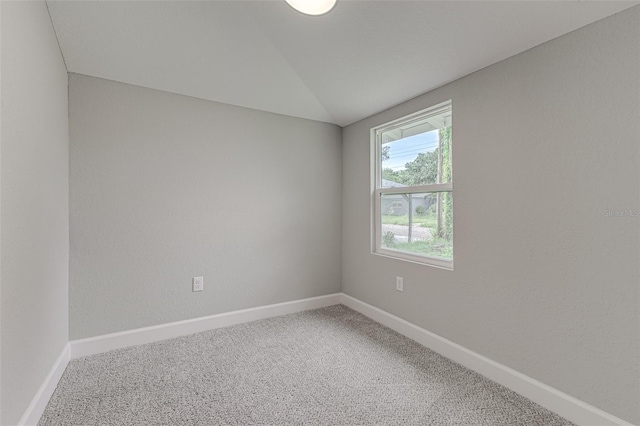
[47,0,638,126]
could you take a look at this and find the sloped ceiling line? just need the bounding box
[46,0,639,126]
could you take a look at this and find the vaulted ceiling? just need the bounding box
[47,1,638,126]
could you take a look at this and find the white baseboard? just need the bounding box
[71,293,342,359]
[18,343,70,426]
[340,293,634,426]
[21,293,632,426]
[21,293,340,425]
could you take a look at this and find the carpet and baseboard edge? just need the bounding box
[17,343,70,426]
[340,293,633,426]
[18,292,633,426]
[69,293,343,359]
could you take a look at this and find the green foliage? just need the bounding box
[381,214,435,229]
[394,239,453,260]
[381,168,400,183]
[438,127,453,240]
[400,150,439,185]
[382,231,396,247]
[381,145,391,162]
[380,128,450,187]
[382,214,409,226]
[415,205,425,215]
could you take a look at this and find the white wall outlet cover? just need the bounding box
[193,276,204,292]
[396,276,404,292]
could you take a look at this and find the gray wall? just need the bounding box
[69,74,342,339]
[342,6,639,424]
[1,2,70,425]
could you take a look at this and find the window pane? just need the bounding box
[380,118,451,188]
[380,192,452,260]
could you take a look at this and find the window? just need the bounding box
[372,100,453,269]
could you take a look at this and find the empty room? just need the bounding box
[1,0,639,425]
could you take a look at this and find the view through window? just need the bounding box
[373,101,453,268]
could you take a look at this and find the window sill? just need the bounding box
[372,248,453,271]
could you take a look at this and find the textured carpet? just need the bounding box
[40,305,573,425]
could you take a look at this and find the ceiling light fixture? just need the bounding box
[285,0,337,16]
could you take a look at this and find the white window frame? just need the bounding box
[371,100,453,270]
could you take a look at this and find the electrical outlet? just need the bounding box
[193,276,204,292]
[396,276,404,292]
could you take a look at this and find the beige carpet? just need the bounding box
[40,305,573,425]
